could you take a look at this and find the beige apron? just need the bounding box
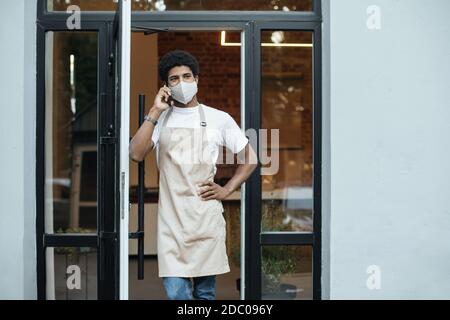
[156,104,230,277]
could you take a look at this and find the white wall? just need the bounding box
[0,0,37,299]
[324,0,450,299]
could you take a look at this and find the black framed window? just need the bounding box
[37,25,102,299]
[38,0,320,23]
[262,245,313,299]
[36,10,119,297]
[260,30,314,234]
[43,31,98,235]
[45,246,97,299]
[36,0,322,300]
[47,0,313,12]
[245,20,321,300]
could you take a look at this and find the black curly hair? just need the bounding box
[158,50,199,84]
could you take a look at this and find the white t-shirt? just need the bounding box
[151,103,249,168]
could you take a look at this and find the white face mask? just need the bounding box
[169,80,198,105]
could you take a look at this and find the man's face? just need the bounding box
[166,65,198,87]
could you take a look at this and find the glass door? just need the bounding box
[36,0,131,300]
[121,17,322,301]
[244,20,322,300]
[125,25,246,299]
[114,0,132,300]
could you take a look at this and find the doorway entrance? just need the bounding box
[127,29,244,300]
[36,0,322,300]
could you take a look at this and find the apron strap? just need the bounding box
[199,104,207,127]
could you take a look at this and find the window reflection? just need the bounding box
[261,31,313,232]
[46,247,97,300]
[45,32,98,234]
[262,245,312,300]
[48,0,312,11]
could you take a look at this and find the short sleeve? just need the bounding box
[221,113,249,154]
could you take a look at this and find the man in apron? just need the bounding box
[129,50,257,300]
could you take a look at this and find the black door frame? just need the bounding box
[250,20,322,300]
[36,19,121,300]
[36,0,322,300]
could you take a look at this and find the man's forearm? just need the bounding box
[223,144,258,196]
[129,106,162,162]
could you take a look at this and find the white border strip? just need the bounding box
[240,29,246,300]
[119,0,131,301]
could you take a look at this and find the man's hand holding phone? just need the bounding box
[153,85,174,112]
[130,85,173,160]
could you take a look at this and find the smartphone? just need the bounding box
[166,94,174,105]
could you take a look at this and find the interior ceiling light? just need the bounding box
[220,31,313,48]
[155,0,166,11]
[271,31,285,44]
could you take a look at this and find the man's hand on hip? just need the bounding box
[197,181,232,201]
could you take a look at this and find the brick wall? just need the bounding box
[157,30,313,187]
[158,31,242,122]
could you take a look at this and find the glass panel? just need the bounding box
[44,31,98,234]
[46,247,97,300]
[48,0,312,11]
[222,202,241,300]
[261,245,312,300]
[261,30,313,232]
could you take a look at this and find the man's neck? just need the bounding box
[173,97,199,108]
